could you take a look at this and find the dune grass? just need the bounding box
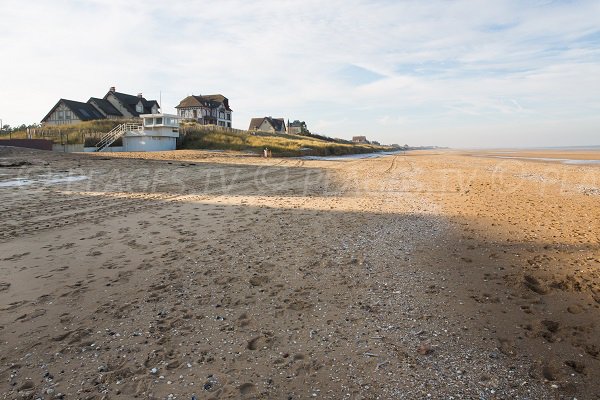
[181,125,390,157]
[0,120,137,145]
[2,120,393,156]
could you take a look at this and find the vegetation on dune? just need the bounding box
[0,120,138,145]
[1,120,395,156]
[180,124,391,157]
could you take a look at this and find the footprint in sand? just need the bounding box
[15,309,46,322]
[239,382,256,397]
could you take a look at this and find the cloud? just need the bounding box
[0,0,599,147]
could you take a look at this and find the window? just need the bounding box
[226,113,231,120]
[219,111,225,119]
[58,111,64,120]
[155,117,163,125]
[144,117,154,126]
[136,102,143,113]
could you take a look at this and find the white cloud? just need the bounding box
[0,0,599,147]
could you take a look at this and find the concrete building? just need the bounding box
[122,114,180,152]
[175,94,232,127]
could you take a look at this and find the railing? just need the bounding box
[94,123,142,152]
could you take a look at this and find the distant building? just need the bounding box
[175,94,232,127]
[352,136,368,144]
[41,86,160,126]
[371,141,380,146]
[288,120,308,135]
[248,117,286,134]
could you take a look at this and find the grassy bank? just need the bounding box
[0,120,137,145]
[2,120,395,156]
[180,125,391,157]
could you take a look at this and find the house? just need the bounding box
[248,117,286,134]
[87,97,123,119]
[175,94,232,127]
[288,120,308,135]
[41,86,160,126]
[41,99,106,126]
[104,87,160,118]
[352,136,368,144]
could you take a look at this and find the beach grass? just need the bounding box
[180,125,391,157]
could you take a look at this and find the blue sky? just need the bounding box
[0,0,599,148]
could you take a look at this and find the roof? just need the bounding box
[270,117,285,132]
[88,97,122,116]
[41,99,106,122]
[289,120,305,127]
[176,94,231,111]
[104,91,159,117]
[248,117,286,132]
[248,118,265,130]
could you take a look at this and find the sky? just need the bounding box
[0,0,599,148]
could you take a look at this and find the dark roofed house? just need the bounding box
[175,94,232,127]
[352,136,369,144]
[41,86,160,126]
[104,87,160,118]
[248,117,286,134]
[41,99,106,126]
[88,97,123,119]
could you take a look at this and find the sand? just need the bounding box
[0,146,599,399]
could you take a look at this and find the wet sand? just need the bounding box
[0,147,599,399]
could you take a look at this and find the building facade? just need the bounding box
[288,120,308,135]
[41,99,106,126]
[175,94,232,127]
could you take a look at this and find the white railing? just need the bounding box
[95,123,142,152]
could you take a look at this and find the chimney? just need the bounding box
[137,93,143,98]
[109,86,116,93]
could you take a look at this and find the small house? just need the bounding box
[248,117,286,134]
[288,120,308,135]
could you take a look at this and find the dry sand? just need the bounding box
[0,147,599,399]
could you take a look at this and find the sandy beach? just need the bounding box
[1,147,599,399]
